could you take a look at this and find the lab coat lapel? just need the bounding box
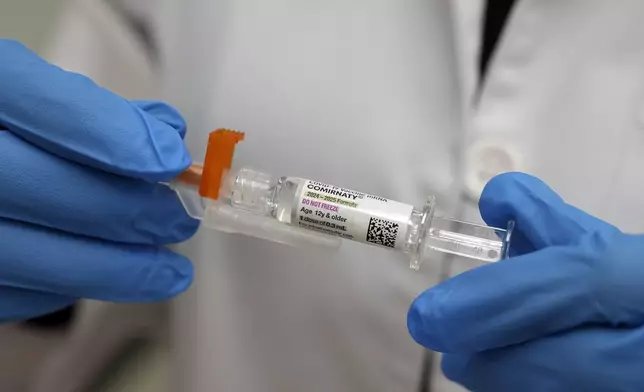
[448,0,484,120]
[459,0,537,203]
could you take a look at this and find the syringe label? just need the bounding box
[294,180,413,250]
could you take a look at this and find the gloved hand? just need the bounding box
[407,172,644,392]
[0,39,198,321]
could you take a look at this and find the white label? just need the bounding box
[294,180,414,250]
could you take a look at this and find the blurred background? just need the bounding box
[0,0,60,50]
[0,2,171,391]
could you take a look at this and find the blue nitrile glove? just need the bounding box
[407,172,644,392]
[0,39,198,320]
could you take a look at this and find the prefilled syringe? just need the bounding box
[170,129,514,271]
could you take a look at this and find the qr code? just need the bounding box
[366,217,399,248]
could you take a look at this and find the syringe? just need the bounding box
[170,129,514,271]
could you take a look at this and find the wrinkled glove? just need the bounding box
[408,172,644,392]
[0,39,198,320]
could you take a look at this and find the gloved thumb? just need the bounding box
[408,173,644,353]
[478,172,618,254]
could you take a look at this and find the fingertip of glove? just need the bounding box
[407,288,450,352]
[479,172,562,226]
[479,172,520,227]
[126,102,190,180]
[124,105,193,182]
[144,217,200,246]
[172,217,201,244]
[441,353,472,384]
[480,172,562,207]
[143,251,194,301]
[133,185,201,245]
[133,100,188,139]
[407,304,430,347]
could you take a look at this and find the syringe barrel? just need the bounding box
[172,166,514,270]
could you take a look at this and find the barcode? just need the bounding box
[366,217,399,248]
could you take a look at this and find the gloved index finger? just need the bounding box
[0,39,190,182]
[479,172,619,253]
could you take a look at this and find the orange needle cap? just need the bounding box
[199,129,245,200]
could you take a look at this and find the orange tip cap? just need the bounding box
[199,129,245,200]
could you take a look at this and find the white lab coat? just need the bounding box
[37,0,644,391]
